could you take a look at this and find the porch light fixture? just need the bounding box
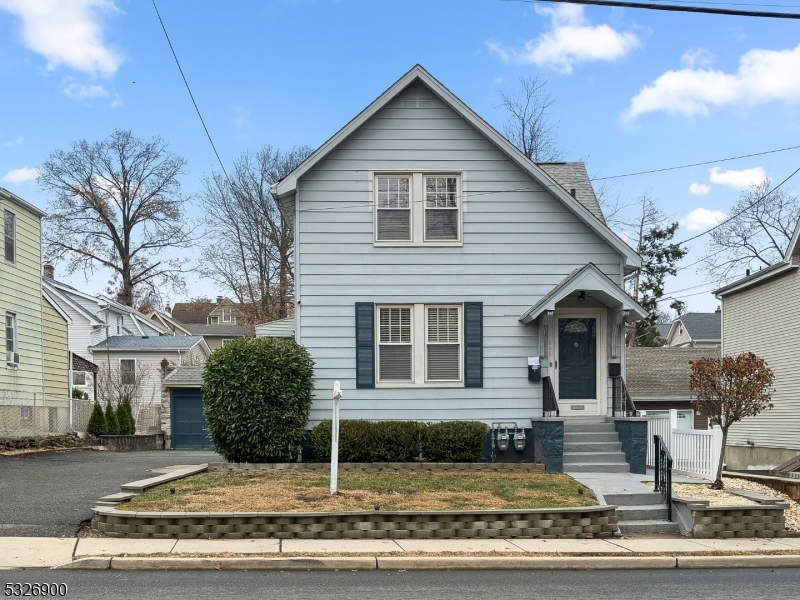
[577,291,586,302]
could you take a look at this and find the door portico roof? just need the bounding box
[519,263,648,324]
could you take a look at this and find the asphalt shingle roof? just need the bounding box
[89,335,204,350]
[171,302,215,324]
[536,162,605,223]
[676,312,721,342]
[163,366,205,388]
[184,324,249,337]
[626,347,720,399]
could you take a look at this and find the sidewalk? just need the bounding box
[4,536,800,570]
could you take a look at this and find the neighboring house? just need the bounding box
[655,322,672,341]
[182,324,248,351]
[1,188,70,396]
[160,366,211,450]
[664,311,721,348]
[88,335,210,432]
[171,297,243,325]
[626,347,717,430]
[255,317,296,339]
[269,66,646,431]
[149,307,192,336]
[714,217,800,470]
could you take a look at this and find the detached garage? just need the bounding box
[163,366,213,450]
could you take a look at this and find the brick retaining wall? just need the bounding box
[92,505,616,540]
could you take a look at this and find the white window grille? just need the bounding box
[378,306,412,381]
[376,177,411,241]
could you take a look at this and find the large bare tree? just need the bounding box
[497,74,563,162]
[702,180,799,284]
[198,145,313,325]
[38,129,194,307]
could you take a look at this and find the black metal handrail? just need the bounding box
[653,434,673,521]
[612,376,637,417]
[543,376,559,417]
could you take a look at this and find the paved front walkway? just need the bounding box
[567,468,709,501]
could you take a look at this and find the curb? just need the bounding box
[377,556,677,570]
[56,557,112,570]
[676,555,800,569]
[105,556,377,571]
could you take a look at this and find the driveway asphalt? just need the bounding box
[0,449,219,537]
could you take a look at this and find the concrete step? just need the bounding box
[617,505,669,521]
[563,422,617,433]
[563,441,622,453]
[617,520,681,535]
[603,492,665,507]
[563,452,627,464]
[563,462,630,473]
[564,432,619,443]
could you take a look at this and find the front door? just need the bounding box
[557,317,599,415]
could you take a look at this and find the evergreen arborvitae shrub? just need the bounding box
[421,421,488,462]
[104,400,120,435]
[116,396,134,435]
[202,337,315,462]
[86,402,107,437]
[123,397,137,434]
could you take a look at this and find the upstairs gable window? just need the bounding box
[222,307,232,322]
[374,173,461,245]
[4,210,15,264]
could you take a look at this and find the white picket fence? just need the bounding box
[646,411,723,481]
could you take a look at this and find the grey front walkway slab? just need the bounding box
[0,537,76,568]
[509,539,630,553]
[608,538,711,553]
[75,538,177,557]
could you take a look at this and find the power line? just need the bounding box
[151,0,231,182]
[504,0,800,18]
[591,145,800,181]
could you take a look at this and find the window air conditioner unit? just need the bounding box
[6,351,19,366]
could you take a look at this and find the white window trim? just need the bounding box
[5,311,17,368]
[222,308,232,322]
[375,303,464,388]
[221,338,233,346]
[119,358,136,385]
[372,171,464,247]
[4,209,15,266]
[72,370,87,386]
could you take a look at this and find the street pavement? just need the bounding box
[0,450,219,537]
[1,568,798,600]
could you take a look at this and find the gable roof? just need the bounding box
[519,263,648,323]
[669,312,721,343]
[0,186,46,218]
[163,366,205,389]
[88,335,206,351]
[271,65,640,271]
[171,302,215,324]
[536,163,605,223]
[184,323,249,337]
[626,347,720,399]
[149,310,193,335]
[43,279,105,326]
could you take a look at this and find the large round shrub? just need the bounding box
[202,337,315,462]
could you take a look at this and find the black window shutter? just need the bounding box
[355,303,375,389]
[464,302,483,388]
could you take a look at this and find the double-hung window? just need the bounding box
[120,359,136,385]
[4,210,15,264]
[376,176,411,241]
[72,371,87,386]
[426,306,460,381]
[378,306,412,381]
[5,312,17,365]
[374,174,461,244]
[222,307,232,322]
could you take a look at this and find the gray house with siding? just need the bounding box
[271,66,646,439]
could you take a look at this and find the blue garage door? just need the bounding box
[171,388,213,450]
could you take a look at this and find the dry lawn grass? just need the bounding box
[122,470,597,513]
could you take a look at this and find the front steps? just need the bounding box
[604,492,681,535]
[563,419,630,474]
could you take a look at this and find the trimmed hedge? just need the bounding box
[203,337,315,463]
[310,420,488,463]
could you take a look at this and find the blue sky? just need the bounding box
[2,0,799,313]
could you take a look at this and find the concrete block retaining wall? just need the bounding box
[99,434,165,452]
[673,499,788,539]
[92,505,617,540]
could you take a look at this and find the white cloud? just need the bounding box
[0,0,122,77]
[2,167,39,184]
[4,136,23,147]
[486,5,640,74]
[709,166,767,188]
[626,42,800,120]
[680,207,726,231]
[232,105,250,129]
[688,182,711,195]
[62,78,108,100]
[681,48,714,68]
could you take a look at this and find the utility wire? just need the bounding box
[151,0,231,182]
[504,0,800,18]
[591,144,800,181]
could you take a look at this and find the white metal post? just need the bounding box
[330,381,342,495]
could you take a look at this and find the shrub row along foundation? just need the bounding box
[92,505,617,540]
[208,462,546,473]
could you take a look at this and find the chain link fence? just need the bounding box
[0,389,93,438]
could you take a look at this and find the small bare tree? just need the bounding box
[690,352,775,489]
[497,75,563,162]
[97,363,149,409]
[38,129,195,307]
[198,146,312,325]
[703,180,799,284]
